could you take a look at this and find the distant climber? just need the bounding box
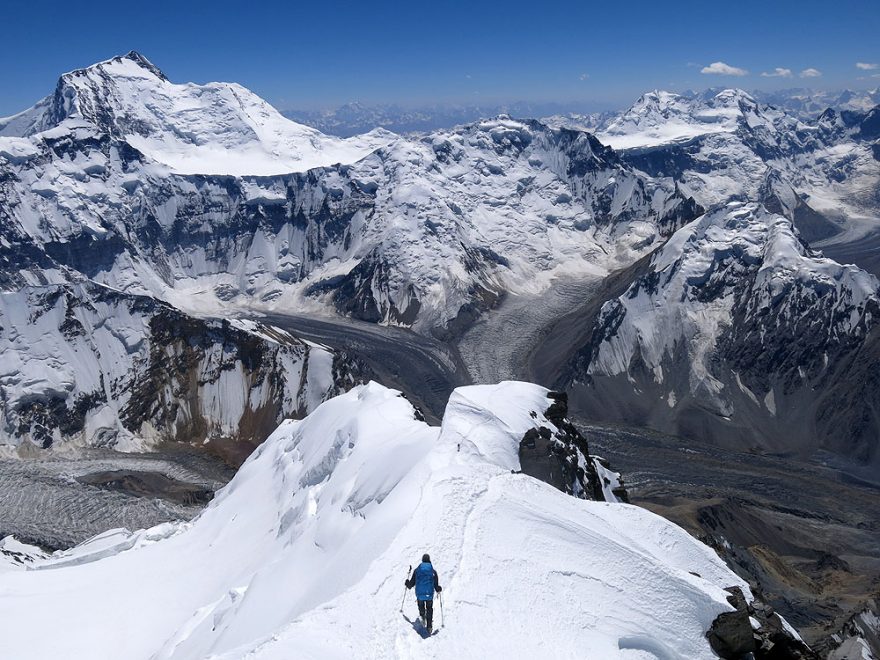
[405,553,442,633]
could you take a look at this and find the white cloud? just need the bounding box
[700,61,748,76]
[856,62,878,70]
[800,68,822,78]
[579,73,589,81]
[761,67,792,78]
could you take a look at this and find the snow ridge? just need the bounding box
[0,382,751,660]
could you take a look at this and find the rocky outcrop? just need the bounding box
[518,391,628,502]
[708,587,818,659]
[820,596,880,660]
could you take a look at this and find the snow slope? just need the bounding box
[0,382,750,659]
[0,52,391,176]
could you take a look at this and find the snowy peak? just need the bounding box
[59,50,169,92]
[0,51,392,175]
[597,88,781,151]
[0,51,170,138]
[710,87,758,108]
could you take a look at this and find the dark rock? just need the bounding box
[707,588,757,658]
[517,390,628,502]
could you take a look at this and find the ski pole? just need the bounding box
[439,592,444,628]
[400,565,411,612]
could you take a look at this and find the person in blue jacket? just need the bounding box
[405,553,442,633]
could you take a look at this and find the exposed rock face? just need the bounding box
[707,588,758,658]
[518,391,628,502]
[0,281,362,455]
[568,203,880,466]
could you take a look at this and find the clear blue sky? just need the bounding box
[1,0,878,116]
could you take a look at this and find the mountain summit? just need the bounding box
[0,51,391,175]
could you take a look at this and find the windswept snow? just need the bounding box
[0,382,749,659]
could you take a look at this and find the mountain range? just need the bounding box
[2,52,878,466]
[283,88,880,137]
[1,51,879,657]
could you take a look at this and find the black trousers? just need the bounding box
[417,599,434,628]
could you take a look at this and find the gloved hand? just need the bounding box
[435,585,442,593]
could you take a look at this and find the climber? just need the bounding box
[405,553,442,633]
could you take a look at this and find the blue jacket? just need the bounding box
[409,562,440,601]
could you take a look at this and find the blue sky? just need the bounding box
[1,0,878,116]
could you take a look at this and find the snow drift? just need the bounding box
[0,381,753,659]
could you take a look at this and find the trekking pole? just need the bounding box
[400,565,411,612]
[439,592,444,628]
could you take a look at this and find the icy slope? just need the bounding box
[0,382,752,660]
[570,202,880,463]
[0,51,391,175]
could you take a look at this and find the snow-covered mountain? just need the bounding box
[0,52,686,455]
[568,202,880,466]
[3,53,880,464]
[0,381,807,659]
[597,89,880,243]
[0,53,701,336]
[0,280,360,456]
